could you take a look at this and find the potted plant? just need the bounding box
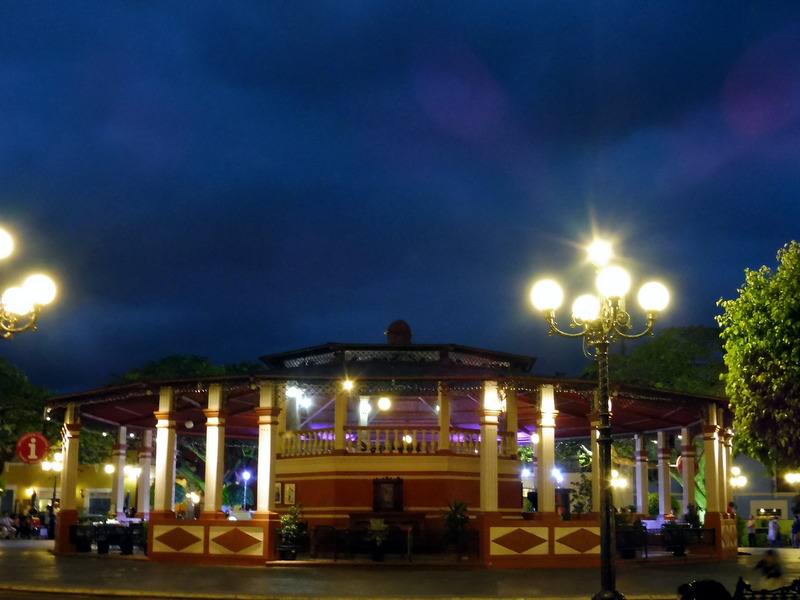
[277,504,304,560]
[615,511,645,559]
[444,500,469,557]
[368,518,389,561]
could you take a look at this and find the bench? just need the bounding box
[733,577,800,600]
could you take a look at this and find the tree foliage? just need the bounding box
[582,326,725,395]
[109,354,263,386]
[0,358,52,475]
[717,240,800,472]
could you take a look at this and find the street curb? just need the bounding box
[0,587,676,600]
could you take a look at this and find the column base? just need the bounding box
[54,509,79,554]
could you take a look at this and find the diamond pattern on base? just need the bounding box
[493,528,547,554]
[557,528,600,553]
[212,528,261,554]
[156,527,202,552]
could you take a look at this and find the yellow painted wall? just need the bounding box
[2,461,140,514]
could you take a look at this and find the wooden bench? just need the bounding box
[733,577,800,600]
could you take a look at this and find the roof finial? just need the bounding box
[385,320,413,345]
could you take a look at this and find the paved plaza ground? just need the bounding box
[0,540,798,600]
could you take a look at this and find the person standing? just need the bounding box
[791,516,800,549]
[768,517,781,548]
[747,514,757,547]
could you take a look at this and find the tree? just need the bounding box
[0,358,52,475]
[113,354,262,494]
[582,326,725,396]
[717,240,800,472]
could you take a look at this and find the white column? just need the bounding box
[333,388,348,453]
[720,424,732,512]
[60,403,81,512]
[635,434,649,515]
[153,386,177,515]
[111,426,127,518]
[720,431,733,512]
[590,411,601,513]
[657,431,672,516]
[137,430,153,519]
[203,383,227,516]
[479,381,501,512]
[680,428,696,516]
[438,382,451,452]
[54,403,82,553]
[703,404,720,513]
[505,388,518,456]
[536,384,557,513]
[255,380,281,516]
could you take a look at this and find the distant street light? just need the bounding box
[0,226,57,338]
[730,466,747,489]
[530,238,669,600]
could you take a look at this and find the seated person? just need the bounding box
[0,512,16,539]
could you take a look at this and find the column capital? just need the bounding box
[537,409,557,428]
[154,411,177,428]
[702,424,719,439]
[254,406,282,419]
[635,450,649,461]
[480,408,501,425]
[681,443,696,455]
[62,423,82,438]
[202,408,228,424]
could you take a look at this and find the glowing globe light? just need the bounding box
[531,279,563,311]
[2,286,34,315]
[572,294,601,322]
[638,281,669,312]
[23,274,57,305]
[596,266,631,298]
[587,239,613,267]
[377,396,391,411]
[0,229,13,259]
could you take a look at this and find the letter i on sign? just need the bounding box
[28,437,39,460]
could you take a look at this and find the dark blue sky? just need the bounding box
[2,2,800,394]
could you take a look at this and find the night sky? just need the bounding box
[2,2,800,395]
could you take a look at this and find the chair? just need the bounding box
[310,525,339,560]
[342,525,369,558]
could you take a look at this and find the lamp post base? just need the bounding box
[592,590,626,600]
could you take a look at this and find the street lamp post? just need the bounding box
[242,471,251,511]
[530,240,669,600]
[0,226,57,338]
[41,451,64,504]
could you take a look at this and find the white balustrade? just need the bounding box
[280,427,517,458]
[343,427,440,454]
[281,429,335,457]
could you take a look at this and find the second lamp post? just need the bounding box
[530,239,669,600]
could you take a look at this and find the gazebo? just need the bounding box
[45,320,737,567]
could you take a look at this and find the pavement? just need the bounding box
[0,540,799,600]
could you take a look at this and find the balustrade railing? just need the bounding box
[450,427,480,455]
[344,427,439,454]
[281,429,335,456]
[280,427,518,458]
